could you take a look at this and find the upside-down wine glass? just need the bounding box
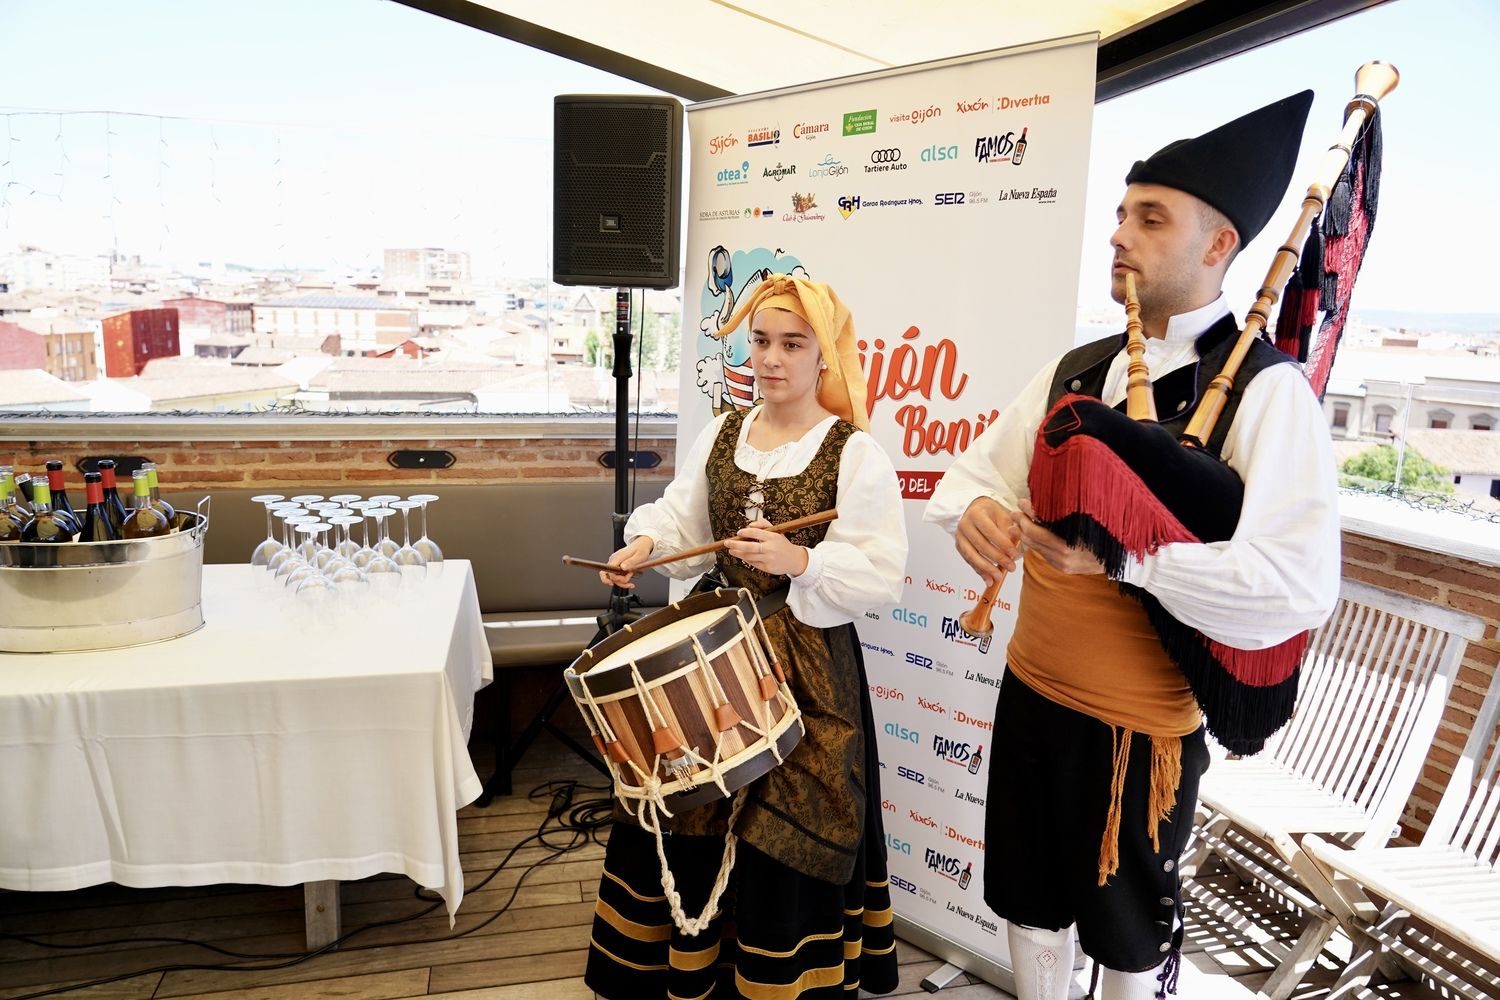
[409,493,443,571]
[292,523,338,602]
[250,494,286,566]
[390,500,428,580]
[274,515,320,586]
[326,516,371,596]
[266,506,307,576]
[361,507,404,595]
[367,495,401,558]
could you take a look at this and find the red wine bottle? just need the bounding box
[78,472,119,542]
[96,459,129,534]
[45,460,77,524]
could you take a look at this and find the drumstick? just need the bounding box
[562,509,839,575]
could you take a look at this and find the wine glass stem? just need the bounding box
[400,507,414,546]
[419,503,431,541]
[263,505,274,544]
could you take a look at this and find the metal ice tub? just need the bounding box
[0,498,211,653]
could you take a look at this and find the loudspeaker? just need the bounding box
[553,94,683,289]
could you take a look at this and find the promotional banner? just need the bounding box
[679,35,1096,987]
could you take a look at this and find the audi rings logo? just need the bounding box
[870,148,902,164]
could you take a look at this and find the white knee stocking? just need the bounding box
[1098,961,1170,1000]
[1008,923,1074,1000]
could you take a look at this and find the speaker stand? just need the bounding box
[477,289,644,804]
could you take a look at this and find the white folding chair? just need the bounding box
[1306,654,1500,999]
[1183,578,1485,998]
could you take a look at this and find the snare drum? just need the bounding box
[565,588,803,812]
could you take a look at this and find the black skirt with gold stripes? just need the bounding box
[584,682,899,999]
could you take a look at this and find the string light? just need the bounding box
[157,116,169,251]
[52,113,67,202]
[104,111,117,257]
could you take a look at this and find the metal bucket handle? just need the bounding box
[192,495,212,541]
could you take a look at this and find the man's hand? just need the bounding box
[724,519,810,577]
[599,536,655,589]
[956,497,1021,586]
[1015,499,1106,576]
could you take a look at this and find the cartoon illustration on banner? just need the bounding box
[695,245,806,415]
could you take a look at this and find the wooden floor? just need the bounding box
[0,728,1442,1000]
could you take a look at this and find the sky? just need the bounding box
[1,0,1497,314]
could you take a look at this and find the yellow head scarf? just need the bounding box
[712,273,869,431]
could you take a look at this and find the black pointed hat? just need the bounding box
[1125,90,1314,248]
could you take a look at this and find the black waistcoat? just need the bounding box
[1046,314,1294,458]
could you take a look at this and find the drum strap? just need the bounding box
[755,583,790,620]
[693,573,791,621]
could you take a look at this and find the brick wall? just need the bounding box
[4,436,680,489]
[1342,531,1500,844]
[9,431,1494,848]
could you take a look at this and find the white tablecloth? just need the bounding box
[0,560,492,919]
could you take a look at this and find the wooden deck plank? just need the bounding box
[164,968,431,1000]
[153,924,588,997]
[425,975,593,999]
[4,727,1479,1000]
[0,972,163,1000]
[426,948,589,994]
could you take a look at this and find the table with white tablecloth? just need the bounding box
[0,560,492,940]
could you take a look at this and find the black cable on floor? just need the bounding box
[0,778,616,1000]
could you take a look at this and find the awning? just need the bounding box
[394,0,1387,101]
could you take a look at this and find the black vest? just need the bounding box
[1046,314,1294,458]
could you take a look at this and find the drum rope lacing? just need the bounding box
[637,783,748,936]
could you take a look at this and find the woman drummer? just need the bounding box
[585,274,907,1000]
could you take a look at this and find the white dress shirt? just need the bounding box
[923,294,1340,649]
[628,407,908,628]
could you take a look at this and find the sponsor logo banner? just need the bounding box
[809,154,849,178]
[715,160,751,186]
[842,109,877,135]
[898,469,945,498]
[680,32,1096,974]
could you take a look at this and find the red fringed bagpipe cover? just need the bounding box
[1029,395,1307,756]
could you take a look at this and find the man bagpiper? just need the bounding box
[925,91,1342,999]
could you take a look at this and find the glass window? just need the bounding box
[0,1,1491,419]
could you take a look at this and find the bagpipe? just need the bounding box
[963,62,1397,755]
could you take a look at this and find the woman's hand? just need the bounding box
[599,536,655,589]
[723,519,810,577]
